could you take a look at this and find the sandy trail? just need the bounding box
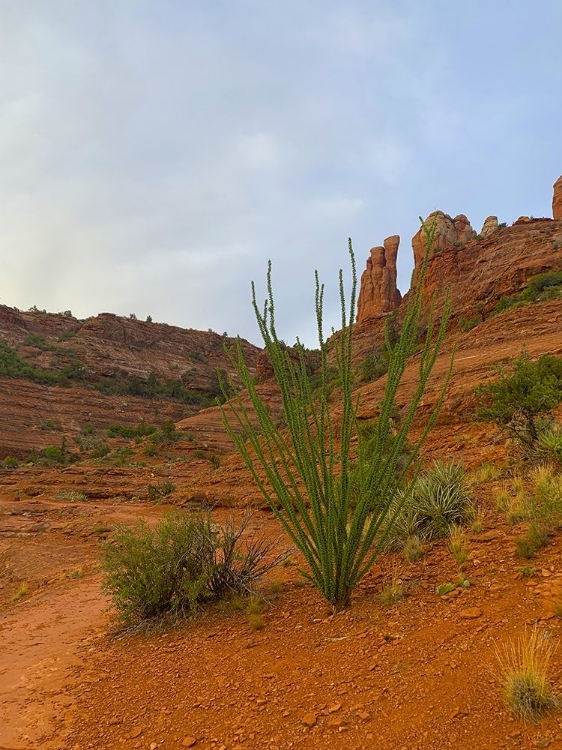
[0,575,108,749]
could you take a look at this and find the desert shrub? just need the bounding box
[103,512,288,626]
[515,527,548,559]
[496,626,558,721]
[144,443,158,457]
[24,333,50,350]
[458,316,479,332]
[41,419,63,432]
[222,225,452,610]
[476,350,562,447]
[448,524,470,565]
[147,481,176,501]
[379,568,405,607]
[356,319,399,384]
[3,456,19,469]
[103,514,213,624]
[388,461,473,547]
[58,329,78,342]
[205,513,290,598]
[55,489,87,502]
[91,441,111,458]
[42,444,66,465]
[108,422,157,439]
[105,447,134,466]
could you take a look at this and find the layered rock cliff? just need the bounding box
[0,308,259,457]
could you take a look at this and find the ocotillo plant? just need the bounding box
[222,225,452,610]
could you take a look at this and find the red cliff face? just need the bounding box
[356,235,402,324]
[553,175,562,220]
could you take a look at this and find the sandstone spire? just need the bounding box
[356,235,402,323]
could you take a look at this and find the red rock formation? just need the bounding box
[352,217,562,363]
[553,175,562,220]
[480,216,499,237]
[411,211,475,278]
[356,235,402,323]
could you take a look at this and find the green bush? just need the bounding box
[144,443,158,457]
[476,351,562,446]
[107,421,157,439]
[102,513,289,626]
[24,333,51,350]
[388,461,473,547]
[103,514,213,623]
[3,456,19,469]
[42,444,66,464]
[458,316,479,332]
[91,441,111,458]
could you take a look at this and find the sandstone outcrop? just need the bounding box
[480,216,499,237]
[353,212,562,363]
[553,175,562,220]
[356,235,402,323]
[411,211,475,282]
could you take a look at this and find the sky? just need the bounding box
[1,1,561,347]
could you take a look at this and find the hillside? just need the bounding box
[0,307,259,458]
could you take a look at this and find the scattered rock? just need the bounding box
[129,727,142,739]
[182,738,197,748]
[459,607,483,620]
[301,713,317,727]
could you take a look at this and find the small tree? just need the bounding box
[477,350,562,445]
[222,228,452,610]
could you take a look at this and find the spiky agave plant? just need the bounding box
[222,224,453,610]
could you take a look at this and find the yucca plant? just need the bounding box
[222,225,453,610]
[388,460,473,547]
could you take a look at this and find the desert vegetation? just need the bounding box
[221,227,452,610]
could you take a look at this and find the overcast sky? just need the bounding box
[1,1,561,347]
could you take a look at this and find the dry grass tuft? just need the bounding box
[379,567,405,607]
[496,626,558,722]
[11,581,29,602]
[449,524,470,566]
